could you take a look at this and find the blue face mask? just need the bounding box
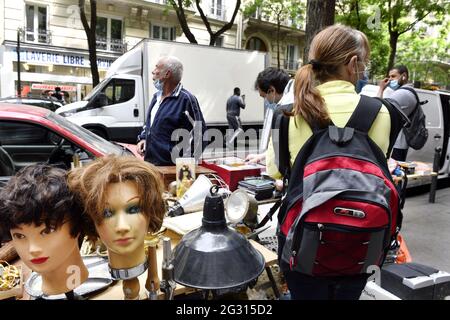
[356,71,369,94]
[389,79,400,90]
[153,79,163,91]
[264,90,278,110]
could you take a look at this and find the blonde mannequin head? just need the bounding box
[68,155,165,268]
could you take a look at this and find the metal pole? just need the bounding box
[17,28,22,97]
[429,146,442,203]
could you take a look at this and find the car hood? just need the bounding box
[55,101,88,114]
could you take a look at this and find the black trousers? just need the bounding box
[278,235,368,300]
[227,114,242,131]
[391,148,408,162]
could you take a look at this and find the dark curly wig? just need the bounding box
[0,164,84,242]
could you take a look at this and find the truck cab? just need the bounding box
[56,45,145,143]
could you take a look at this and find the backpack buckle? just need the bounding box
[329,126,354,146]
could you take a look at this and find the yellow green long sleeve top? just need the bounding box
[266,80,392,179]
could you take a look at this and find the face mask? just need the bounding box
[265,98,277,111]
[153,79,163,91]
[356,71,369,94]
[264,91,278,110]
[389,79,400,90]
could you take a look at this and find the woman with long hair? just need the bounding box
[266,24,399,300]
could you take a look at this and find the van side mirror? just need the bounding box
[95,93,108,107]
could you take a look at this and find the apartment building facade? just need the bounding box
[0,0,304,100]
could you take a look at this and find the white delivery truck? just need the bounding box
[56,39,268,143]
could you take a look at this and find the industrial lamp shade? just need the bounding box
[172,186,265,290]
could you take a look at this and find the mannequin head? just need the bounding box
[68,155,165,269]
[0,164,87,295]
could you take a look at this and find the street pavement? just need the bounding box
[401,185,450,272]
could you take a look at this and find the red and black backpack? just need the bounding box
[274,95,404,277]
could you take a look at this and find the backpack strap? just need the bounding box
[346,95,382,133]
[397,86,420,105]
[374,97,409,157]
[272,109,291,178]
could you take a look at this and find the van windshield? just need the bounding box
[84,78,110,101]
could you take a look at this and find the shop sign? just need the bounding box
[13,49,114,69]
[31,84,77,92]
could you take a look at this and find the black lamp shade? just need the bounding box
[172,187,265,290]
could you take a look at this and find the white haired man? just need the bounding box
[137,56,206,165]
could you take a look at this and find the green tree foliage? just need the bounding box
[243,0,305,68]
[336,0,390,80]
[336,0,449,86]
[396,19,450,87]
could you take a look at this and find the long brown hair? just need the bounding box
[293,24,370,127]
[68,155,165,238]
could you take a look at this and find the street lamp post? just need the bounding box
[17,28,23,97]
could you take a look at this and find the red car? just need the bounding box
[0,103,141,178]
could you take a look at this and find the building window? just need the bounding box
[25,4,50,43]
[285,44,299,70]
[214,36,224,47]
[96,17,124,52]
[246,37,267,52]
[210,0,224,19]
[151,25,176,41]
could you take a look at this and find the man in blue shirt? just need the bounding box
[137,56,206,166]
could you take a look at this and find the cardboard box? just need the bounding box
[201,157,264,191]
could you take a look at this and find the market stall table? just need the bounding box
[14,229,277,300]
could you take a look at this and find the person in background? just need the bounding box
[52,87,63,101]
[137,56,206,166]
[226,87,246,136]
[378,65,418,161]
[245,67,290,164]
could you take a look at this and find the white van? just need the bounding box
[361,84,450,176]
[56,39,268,143]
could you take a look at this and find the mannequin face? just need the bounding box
[95,181,149,258]
[10,221,79,275]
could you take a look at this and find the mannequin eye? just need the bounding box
[103,208,114,218]
[126,205,141,214]
[41,227,56,235]
[12,233,25,240]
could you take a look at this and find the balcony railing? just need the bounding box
[96,37,127,53]
[285,60,299,71]
[25,28,52,44]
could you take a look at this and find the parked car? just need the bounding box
[0,96,64,112]
[0,103,140,185]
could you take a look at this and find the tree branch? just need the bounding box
[195,0,213,36]
[171,0,198,43]
[214,0,241,39]
[398,11,431,35]
[79,0,90,34]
